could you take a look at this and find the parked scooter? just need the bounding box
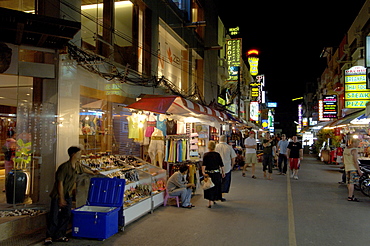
[355,160,370,196]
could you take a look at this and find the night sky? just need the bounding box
[216,1,366,135]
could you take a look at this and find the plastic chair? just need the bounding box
[163,188,180,207]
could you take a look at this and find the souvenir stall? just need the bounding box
[79,154,166,226]
[125,95,227,180]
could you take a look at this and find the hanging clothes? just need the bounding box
[165,139,170,162]
[182,139,187,162]
[127,114,139,139]
[145,121,156,137]
[156,114,167,136]
[177,121,186,134]
[166,119,177,135]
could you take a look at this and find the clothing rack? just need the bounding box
[165,134,189,139]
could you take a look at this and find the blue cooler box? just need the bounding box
[72,177,125,240]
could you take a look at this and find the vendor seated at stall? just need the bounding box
[167,164,195,209]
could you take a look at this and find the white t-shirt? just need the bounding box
[244,137,257,154]
[215,142,237,173]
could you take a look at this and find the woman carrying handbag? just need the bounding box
[202,141,225,208]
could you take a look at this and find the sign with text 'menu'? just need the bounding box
[345,66,370,108]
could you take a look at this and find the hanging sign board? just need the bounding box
[322,95,337,118]
[345,66,370,108]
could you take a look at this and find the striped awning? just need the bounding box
[126,95,227,121]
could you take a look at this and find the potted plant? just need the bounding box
[6,139,33,204]
[13,139,33,169]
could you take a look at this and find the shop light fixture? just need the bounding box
[81,1,132,10]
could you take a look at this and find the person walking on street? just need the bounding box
[215,135,237,201]
[343,139,363,201]
[277,134,289,175]
[287,136,303,180]
[167,164,195,208]
[202,141,225,208]
[243,131,258,179]
[45,146,99,245]
[262,132,274,180]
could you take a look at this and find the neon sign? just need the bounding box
[226,38,242,81]
[344,66,370,108]
[247,49,259,76]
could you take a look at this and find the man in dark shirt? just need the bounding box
[287,136,303,180]
[45,146,99,244]
[262,132,275,180]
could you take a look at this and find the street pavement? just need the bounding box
[5,154,370,246]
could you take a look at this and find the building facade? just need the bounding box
[0,0,250,207]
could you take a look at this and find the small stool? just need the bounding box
[163,189,180,207]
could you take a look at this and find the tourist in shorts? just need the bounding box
[243,131,257,179]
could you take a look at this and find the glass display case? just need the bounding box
[136,163,166,209]
[82,155,166,226]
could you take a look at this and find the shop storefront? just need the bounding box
[125,95,227,175]
[0,43,59,206]
[316,109,369,163]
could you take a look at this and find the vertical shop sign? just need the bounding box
[322,95,337,118]
[247,49,259,76]
[249,101,259,121]
[296,104,302,133]
[345,66,370,108]
[226,38,242,81]
[318,100,330,121]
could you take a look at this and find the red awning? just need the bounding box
[126,95,227,121]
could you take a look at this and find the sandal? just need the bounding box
[56,237,69,242]
[242,173,246,177]
[347,196,360,202]
[44,237,52,245]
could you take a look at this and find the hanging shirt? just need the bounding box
[156,115,167,136]
[145,121,156,137]
[166,119,177,135]
[127,115,139,139]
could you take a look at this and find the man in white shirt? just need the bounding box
[243,131,257,179]
[215,135,237,201]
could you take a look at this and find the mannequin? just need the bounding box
[148,127,164,168]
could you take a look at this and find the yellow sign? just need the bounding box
[226,38,242,81]
[345,75,366,83]
[229,27,240,36]
[345,92,370,99]
[345,100,370,108]
[344,66,370,108]
[248,57,259,76]
[345,83,368,91]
